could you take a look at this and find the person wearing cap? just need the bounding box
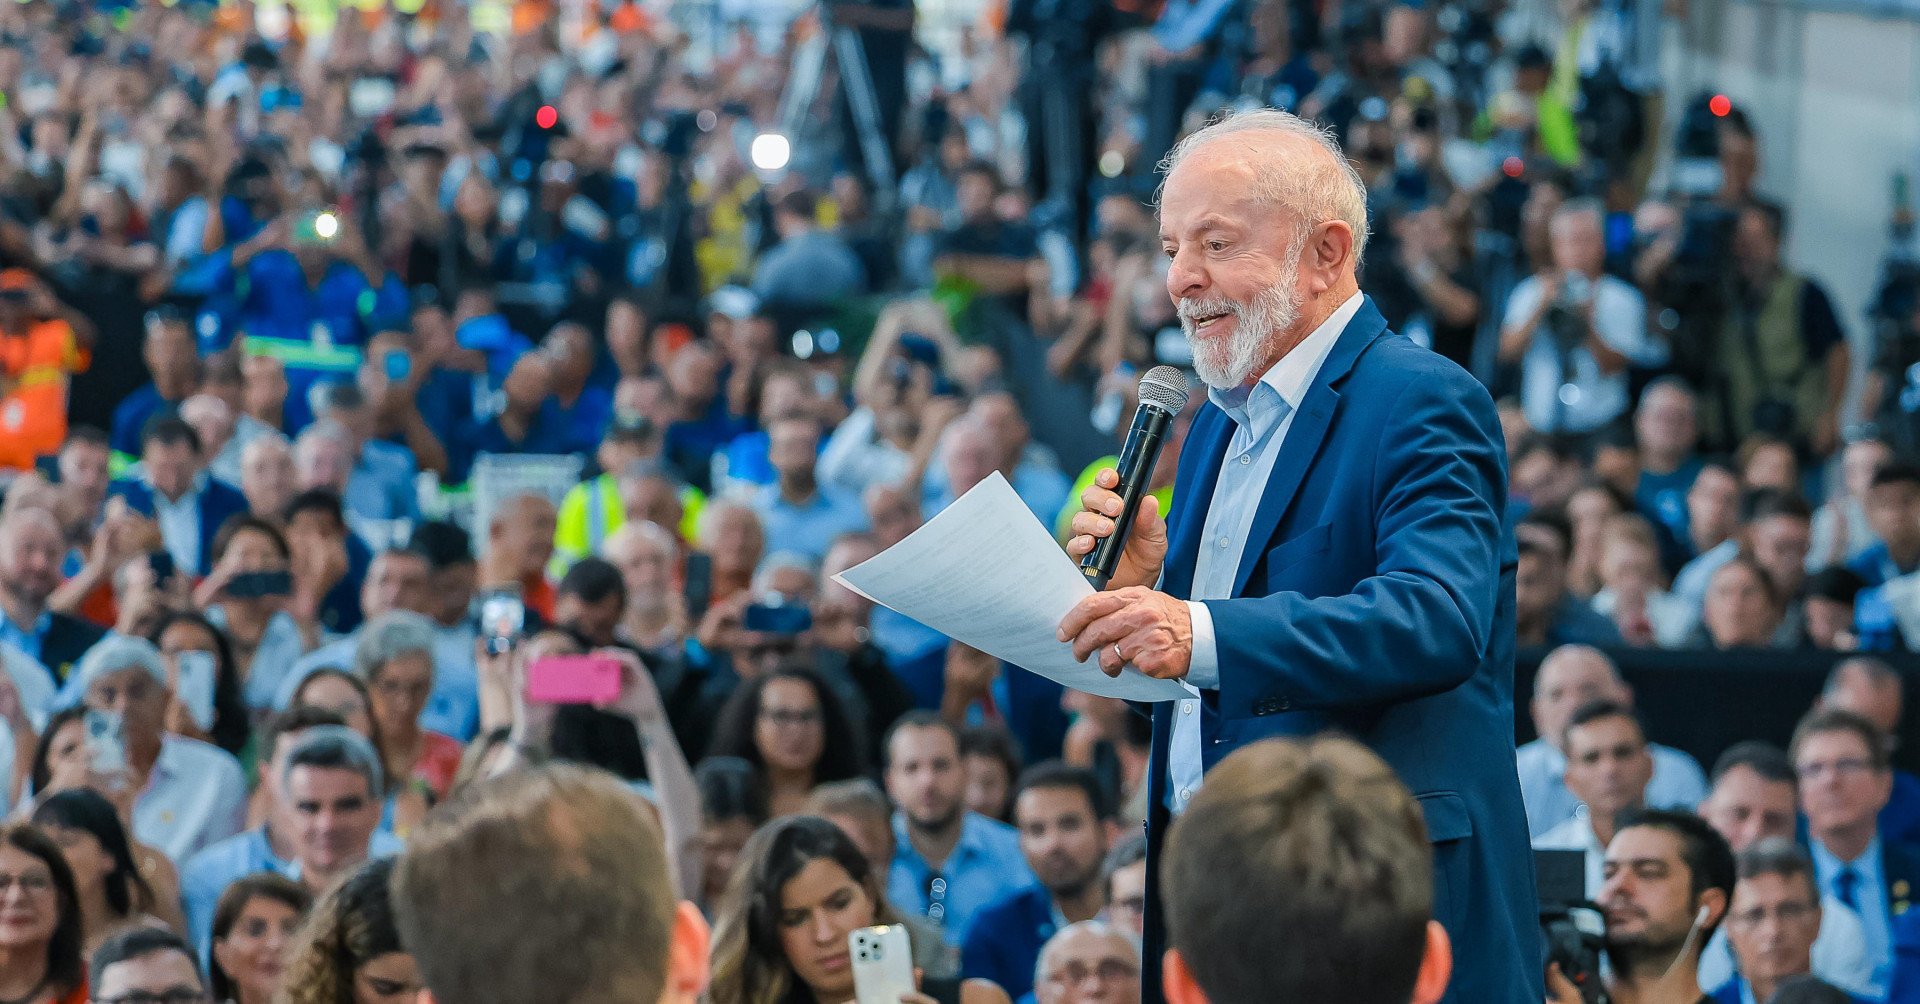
[0,268,93,471]
[55,636,247,863]
[109,306,201,462]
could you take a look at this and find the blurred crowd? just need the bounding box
[0,0,1911,1001]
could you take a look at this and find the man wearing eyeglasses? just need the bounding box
[1792,708,1920,999]
[1034,921,1139,1004]
[1714,838,1875,1004]
[90,927,210,1004]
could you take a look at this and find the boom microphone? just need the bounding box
[1081,366,1191,591]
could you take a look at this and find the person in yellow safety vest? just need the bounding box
[552,418,704,575]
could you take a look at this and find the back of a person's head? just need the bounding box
[393,764,686,1004]
[1162,736,1439,1004]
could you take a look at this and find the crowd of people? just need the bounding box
[0,0,1910,1000]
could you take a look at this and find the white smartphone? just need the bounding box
[174,651,217,732]
[849,925,916,1004]
[84,709,126,777]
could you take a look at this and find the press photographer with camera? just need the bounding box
[1546,809,1734,1004]
[1501,199,1666,438]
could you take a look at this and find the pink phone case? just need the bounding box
[525,656,623,704]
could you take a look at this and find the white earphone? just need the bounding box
[1696,904,1712,927]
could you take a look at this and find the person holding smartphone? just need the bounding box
[194,517,323,714]
[706,815,1011,1004]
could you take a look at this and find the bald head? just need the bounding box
[1531,645,1630,750]
[1824,658,1904,743]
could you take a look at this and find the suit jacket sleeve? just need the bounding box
[1203,368,1506,717]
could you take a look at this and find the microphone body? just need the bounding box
[1081,399,1176,591]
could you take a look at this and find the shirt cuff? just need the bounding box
[1184,600,1219,690]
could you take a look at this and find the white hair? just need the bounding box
[1158,108,1372,271]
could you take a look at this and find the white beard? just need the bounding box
[1180,245,1306,390]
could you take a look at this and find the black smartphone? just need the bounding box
[146,550,176,584]
[683,552,713,621]
[744,602,812,636]
[226,570,292,599]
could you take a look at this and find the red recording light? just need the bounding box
[536,105,559,130]
[1502,156,1525,178]
[1708,94,1732,117]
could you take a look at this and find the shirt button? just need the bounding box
[1181,701,1195,715]
[1178,787,1192,802]
[1217,536,1229,548]
[1239,454,1252,465]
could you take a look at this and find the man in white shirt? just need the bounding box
[1518,644,1707,837]
[1533,700,1655,896]
[1498,198,1664,435]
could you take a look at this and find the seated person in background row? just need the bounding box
[1533,700,1657,897]
[1712,838,1876,1004]
[1034,921,1140,1004]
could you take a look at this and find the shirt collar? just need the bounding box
[1812,831,1882,873]
[2,608,51,638]
[151,470,208,506]
[1208,291,1364,426]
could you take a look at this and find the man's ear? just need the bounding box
[666,900,713,1000]
[1163,948,1208,1004]
[1410,921,1453,1004]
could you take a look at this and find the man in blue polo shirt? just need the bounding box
[885,713,1033,947]
[751,416,866,563]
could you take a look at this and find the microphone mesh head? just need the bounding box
[1139,365,1191,415]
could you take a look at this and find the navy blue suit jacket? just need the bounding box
[109,476,251,574]
[960,884,1056,1002]
[1142,298,1539,1003]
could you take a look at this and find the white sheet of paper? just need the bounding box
[832,472,1191,702]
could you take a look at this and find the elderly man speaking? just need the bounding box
[1059,109,1538,1001]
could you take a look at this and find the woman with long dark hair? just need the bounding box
[29,790,170,955]
[148,609,251,756]
[708,816,1008,1004]
[210,873,310,1004]
[0,824,87,1004]
[707,666,866,818]
[281,857,420,1004]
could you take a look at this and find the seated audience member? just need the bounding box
[210,874,311,1004]
[149,611,251,759]
[806,778,959,981]
[1672,488,1807,642]
[962,763,1113,1001]
[694,499,767,606]
[1631,378,1704,546]
[59,637,247,862]
[693,758,770,915]
[1546,809,1734,1004]
[408,522,482,722]
[1817,658,1920,846]
[0,506,106,687]
[884,714,1035,946]
[1713,839,1876,1004]
[393,766,713,1004]
[239,436,296,525]
[110,417,249,577]
[706,665,866,819]
[1811,439,1891,570]
[1699,555,1788,649]
[280,857,418,1004]
[1804,568,1868,651]
[552,557,627,649]
[32,790,178,955]
[1160,736,1452,1004]
[1699,742,1875,996]
[1533,701,1657,896]
[1518,645,1708,838]
[478,494,558,622]
[959,725,1022,825]
[182,711,402,953]
[1034,921,1140,1004]
[0,824,88,1004]
[1792,709,1920,998]
[603,520,690,657]
[708,815,1011,1004]
[282,490,371,635]
[88,927,207,1004]
[353,612,462,801]
[109,306,197,460]
[1516,515,1621,648]
[308,381,421,528]
[1850,465,1920,586]
[1588,513,1690,646]
[1100,835,1148,940]
[751,416,868,563]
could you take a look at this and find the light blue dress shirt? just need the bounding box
[752,483,870,563]
[1170,293,1361,813]
[888,811,1035,948]
[181,824,405,957]
[1515,737,1708,837]
[152,475,207,577]
[0,610,51,665]
[1811,834,1894,997]
[204,606,312,713]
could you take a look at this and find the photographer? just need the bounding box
[1546,809,1734,1004]
[1500,199,1664,438]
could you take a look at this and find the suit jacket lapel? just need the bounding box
[1229,298,1391,596]
[1163,405,1230,601]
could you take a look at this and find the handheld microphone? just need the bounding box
[1081,366,1192,591]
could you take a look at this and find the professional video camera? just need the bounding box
[1538,849,1609,1004]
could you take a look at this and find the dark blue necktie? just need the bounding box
[1836,866,1861,910]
